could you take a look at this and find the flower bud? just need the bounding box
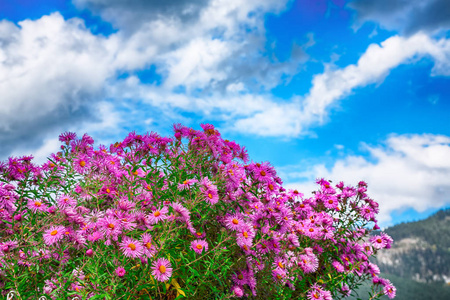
[86,249,94,257]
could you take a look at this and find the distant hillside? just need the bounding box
[349,208,450,300]
[374,208,450,283]
[349,272,450,300]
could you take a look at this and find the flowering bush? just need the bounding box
[0,124,396,299]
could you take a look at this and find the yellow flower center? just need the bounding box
[183,180,188,184]
[196,232,202,236]
[159,265,166,273]
[208,193,213,199]
[50,230,58,236]
[232,219,239,225]
[108,223,115,229]
[132,170,138,176]
[243,231,248,238]
[154,211,161,217]
[268,184,274,190]
[145,242,152,249]
[106,188,110,193]
[79,161,86,167]
[278,262,284,269]
[238,274,243,280]
[128,243,136,250]
[35,201,42,207]
[196,244,203,250]
[260,170,266,176]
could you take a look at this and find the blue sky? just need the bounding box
[0,0,449,227]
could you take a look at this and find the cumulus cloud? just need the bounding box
[300,33,450,125]
[0,14,115,157]
[348,0,450,35]
[279,134,450,226]
[229,33,450,137]
[1,0,307,159]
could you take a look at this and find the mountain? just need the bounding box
[351,208,450,300]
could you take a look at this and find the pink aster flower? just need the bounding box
[202,188,219,205]
[232,285,244,298]
[307,283,333,300]
[115,266,126,277]
[177,179,198,191]
[98,216,122,238]
[384,282,396,299]
[0,240,18,253]
[191,239,208,254]
[27,198,48,213]
[332,261,345,273]
[43,226,65,246]
[224,214,243,231]
[298,254,319,274]
[236,223,255,246]
[130,167,145,177]
[141,233,156,258]
[370,235,387,250]
[73,155,90,174]
[147,206,169,225]
[57,194,77,210]
[151,258,173,282]
[119,236,144,259]
[171,202,190,221]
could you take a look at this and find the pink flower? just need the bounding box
[43,226,65,246]
[115,266,126,278]
[98,216,122,238]
[27,198,48,213]
[202,188,219,205]
[177,179,198,191]
[57,194,76,210]
[191,239,208,254]
[370,235,387,250]
[141,233,156,258]
[171,202,190,221]
[73,155,90,174]
[384,282,396,299]
[151,258,173,282]
[130,168,145,177]
[332,261,345,273]
[147,206,169,225]
[298,254,319,274]
[119,236,144,259]
[232,285,244,297]
[224,214,243,231]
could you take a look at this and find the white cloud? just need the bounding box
[1,0,303,159]
[301,33,450,125]
[225,33,450,137]
[279,134,450,226]
[2,0,450,165]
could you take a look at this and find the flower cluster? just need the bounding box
[0,124,395,299]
